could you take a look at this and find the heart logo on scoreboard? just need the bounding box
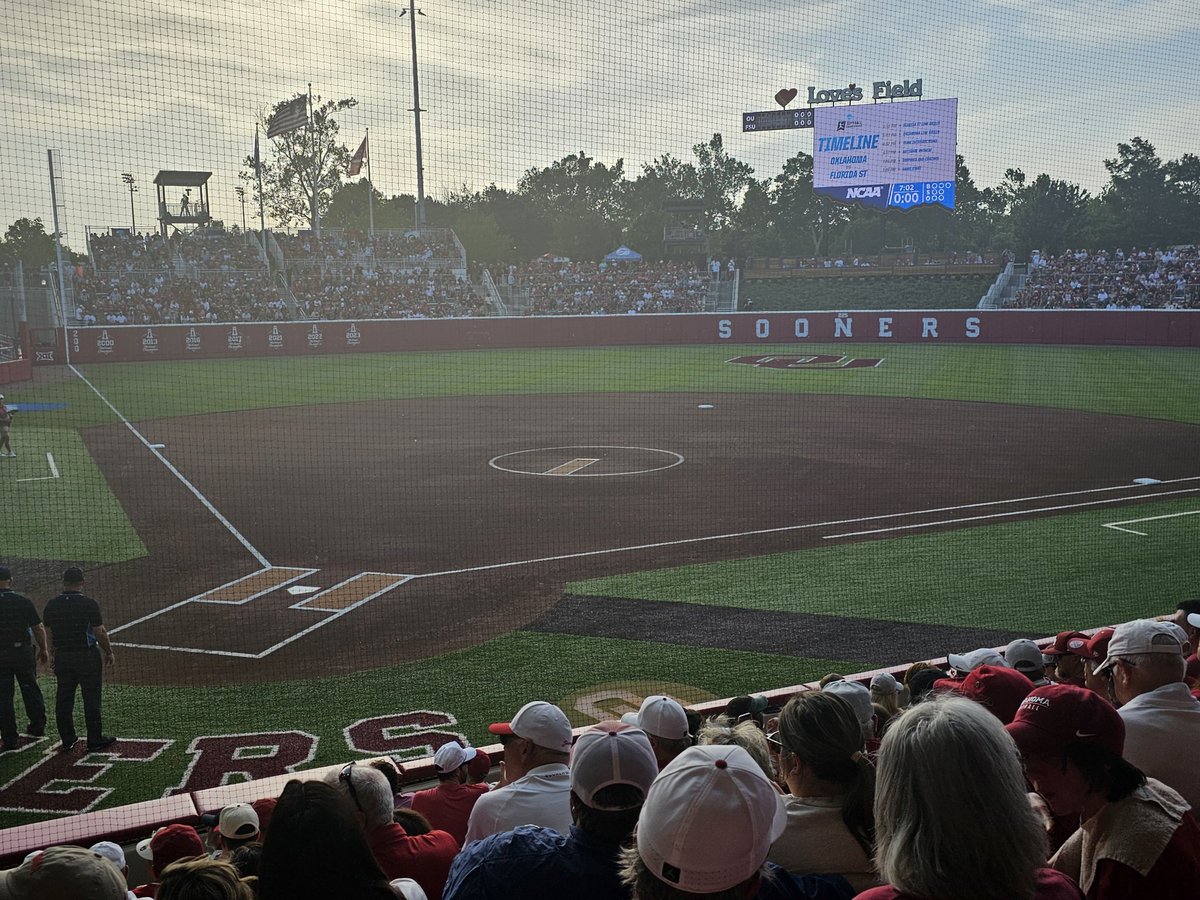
[775,88,798,108]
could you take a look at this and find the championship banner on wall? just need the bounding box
[813,98,958,210]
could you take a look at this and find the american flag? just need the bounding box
[349,135,368,176]
[266,95,308,138]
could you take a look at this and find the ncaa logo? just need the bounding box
[845,187,882,199]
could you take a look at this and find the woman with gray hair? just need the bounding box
[767,690,879,892]
[858,695,1083,900]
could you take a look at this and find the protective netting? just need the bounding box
[0,0,1198,846]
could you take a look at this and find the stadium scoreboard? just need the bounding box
[742,108,814,131]
[812,98,958,210]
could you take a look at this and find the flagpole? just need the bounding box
[365,128,375,241]
[308,83,320,238]
[255,124,267,241]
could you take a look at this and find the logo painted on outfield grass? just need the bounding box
[0,712,470,815]
[728,354,884,370]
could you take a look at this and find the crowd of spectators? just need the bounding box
[75,230,285,324]
[276,230,458,270]
[516,258,710,315]
[12,599,1200,899]
[1012,246,1200,309]
[73,270,288,325]
[290,268,483,320]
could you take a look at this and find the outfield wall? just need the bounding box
[40,310,1200,365]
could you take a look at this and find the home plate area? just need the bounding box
[109,567,413,658]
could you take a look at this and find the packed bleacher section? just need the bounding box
[276,229,458,270]
[75,230,287,325]
[516,257,709,314]
[291,267,483,319]
[7,602,1199,899]
[1011,245,1200,309]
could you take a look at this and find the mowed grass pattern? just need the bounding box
[571,496,1200,634]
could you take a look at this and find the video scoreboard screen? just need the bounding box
[812,98,957,210]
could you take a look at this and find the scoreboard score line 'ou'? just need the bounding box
[742,97,959,211]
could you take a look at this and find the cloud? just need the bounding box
[1,0,1197,243]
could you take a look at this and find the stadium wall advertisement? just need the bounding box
[39,310,1200,364]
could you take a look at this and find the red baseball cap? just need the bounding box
[1005,684,1124,758]
[1043,631,1090,658]
[934,665,1033,725]
[136,823,205,873]
[1078,628,1116,662]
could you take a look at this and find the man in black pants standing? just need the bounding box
[43,567,116,752]
[0,566,48,750]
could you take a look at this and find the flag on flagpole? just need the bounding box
[349,135,368,176]
[266,95,308,138]
[253,130,261,177]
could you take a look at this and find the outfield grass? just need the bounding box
[9,344,1200,425]
[571,496,1200,634]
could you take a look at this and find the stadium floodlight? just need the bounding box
[121,172,138,233]
[399,0,428,228]
[235,185,247,231]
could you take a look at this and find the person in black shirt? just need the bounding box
[42,567,116,752]
[0,566,47,751]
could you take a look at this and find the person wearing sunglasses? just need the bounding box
[326,761,458,900]
[767,691,879,893]
[464,701,575,845]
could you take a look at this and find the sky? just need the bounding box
[1,0,1197,248]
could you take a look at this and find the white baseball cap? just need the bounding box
[1095,619,1184,674]
[488,700,573,752]
[434,741,477,773]
[1190,612,1200,630]
[88,841,126,870]
[946,648,1009,675]
[821,679,873,729]
[637,744,786,893]
[620,695,690,741]
[218,802,260,840]
[869,672,899,694]
[1004,639,1045,675]
[570,721,658,810]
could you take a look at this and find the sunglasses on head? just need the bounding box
[340,762,362,812]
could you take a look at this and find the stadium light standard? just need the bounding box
[399,1,428,228]
[121,172,137,234]
[235,186,248,232]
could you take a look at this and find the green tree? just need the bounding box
[1100,138,1171,247]
[516,152,628,259]
[623,154,702,258]
[1007,172,1091,256]
[242,94,358,230]
[692,134,753,231]
[768,152,850,256]
[0,217,58,271]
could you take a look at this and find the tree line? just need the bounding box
[252,96,1196,265]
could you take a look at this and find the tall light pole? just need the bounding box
[235,186,248,232]
[121,173,137,233]
[400,1,428,228]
